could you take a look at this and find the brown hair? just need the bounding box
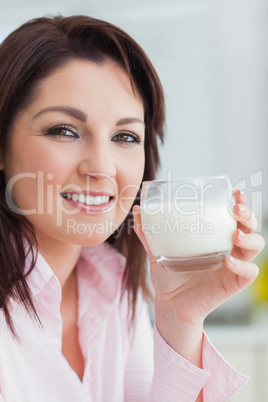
[0,15,165,336]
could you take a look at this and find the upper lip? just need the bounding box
[61,191,114,197]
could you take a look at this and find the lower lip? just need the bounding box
[62,196,114,214]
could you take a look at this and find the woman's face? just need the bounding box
[1,59,145,247]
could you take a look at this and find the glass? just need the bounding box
[140,175,236,272]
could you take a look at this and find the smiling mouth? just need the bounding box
[60,192,113,206]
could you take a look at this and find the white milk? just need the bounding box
[141,202,236,258]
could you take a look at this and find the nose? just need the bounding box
[77,140,116,182]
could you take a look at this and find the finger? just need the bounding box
[225,256,259,289]
[232,189,247,206]
[132,205,156,263]
[231,229,265,261]
[232,229,265,253]
[233,204,258,232]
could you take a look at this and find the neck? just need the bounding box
[35,231,82,292]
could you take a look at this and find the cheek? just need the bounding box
[117,153,145,214]
[5,173,39,214]
[3,140,71,214]
[5,173,58,217]
[4,151,42,209]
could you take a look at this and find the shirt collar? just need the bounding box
[24,241,126,304]
[77,242,126,304]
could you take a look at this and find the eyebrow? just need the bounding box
[32,106,145,127]
[32,106,88,122]
[116,117,145,127]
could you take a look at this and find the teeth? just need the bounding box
[94,196,101,205]
[78,194,85,203]
[61,192,110,206]
[85,195,94,205]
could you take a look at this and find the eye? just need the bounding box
[112,132,141,145]
[45,125,79,139]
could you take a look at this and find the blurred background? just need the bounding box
[0,0,267,400]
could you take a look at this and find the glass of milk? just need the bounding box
[140,176,236,272]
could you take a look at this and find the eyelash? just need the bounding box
[112,132,141,145]
[45,124,78,139]
[45,125,142,145]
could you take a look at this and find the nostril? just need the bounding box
[84,172,113,180]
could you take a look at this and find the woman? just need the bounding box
[0,15,264,401]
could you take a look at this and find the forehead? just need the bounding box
[28,59,144,112]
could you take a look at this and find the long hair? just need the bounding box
[0,15,165,336]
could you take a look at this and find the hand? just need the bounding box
[133,189,265,326]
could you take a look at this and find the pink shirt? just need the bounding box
[0,242,248,401]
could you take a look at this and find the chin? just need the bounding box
[65,230,115,247]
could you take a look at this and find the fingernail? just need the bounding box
[235,204,246,213]
[232,189,240,196]
[132,205,140,215]
[237,229,244,240]
[227,255,237,267]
